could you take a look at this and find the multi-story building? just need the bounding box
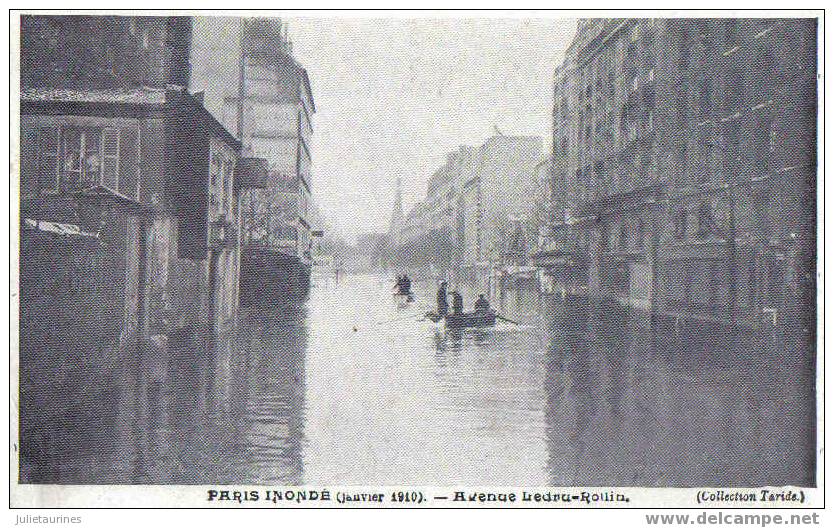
[190,17,316,300]
[18,15,266,480]
[545,18,817,329]
[391,134,542,287]
[458,135,542,292]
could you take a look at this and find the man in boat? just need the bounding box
[394,274,406,294]
[436,281,449,316]
[451,291,464,315]
[474,294,492,315]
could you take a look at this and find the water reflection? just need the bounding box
[130,302,309,484]
[543,296,815,487]
[19,273,814,486]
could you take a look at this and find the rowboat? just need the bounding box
[445,311,497,328]
[424,310,497,328]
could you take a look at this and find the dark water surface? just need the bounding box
[19,273,815,486]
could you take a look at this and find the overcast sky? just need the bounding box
[287,17,576,242]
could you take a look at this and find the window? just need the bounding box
[209,153,224,218]
[697,127,713,183]
[619,221,628,251]
[627,119,637,141]
[753,191,771,237]
[673,209,687,239]
[36,127,60,192]
[61,127,107,190]
[105,46,116,76]
[722,118,741,175]
[636,217,645,249]
[699,78,713,117]
[678,27,690,69]
[640,150,652,173]
[101,128,120,189]
[725,68,744,111]
[701,29,715,58]
[676,93,688,126]
[676,143,688,186]
[753,115,772,175]
[224,158,235,216]
[724,19,738,49]
[755,48,776,91]
[696,202,716,238]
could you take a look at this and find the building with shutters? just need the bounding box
[17,15,268,479]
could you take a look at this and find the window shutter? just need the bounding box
[37,127,60,192]
[118,126,139,200]
[101,128,120,190]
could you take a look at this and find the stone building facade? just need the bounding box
[391,134,542,289]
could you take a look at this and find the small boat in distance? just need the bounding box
[393,274,413,299]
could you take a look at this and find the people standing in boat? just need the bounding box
[474,294,491,314]
[395,273,412,295]
[436,281,449,316]
[451,291,464,315]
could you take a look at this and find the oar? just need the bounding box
[495,313,521,325]
[419,311,443,323]
[375,313,420,325]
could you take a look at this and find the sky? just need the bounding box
[287,17,577,242]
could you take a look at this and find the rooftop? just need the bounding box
[20,87,168,105]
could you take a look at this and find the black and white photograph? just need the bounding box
[10,9,822,512]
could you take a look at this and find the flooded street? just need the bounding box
[20,273,815,486]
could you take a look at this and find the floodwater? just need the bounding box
[19,273,815,486]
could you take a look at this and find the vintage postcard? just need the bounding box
[9,8,824,516]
